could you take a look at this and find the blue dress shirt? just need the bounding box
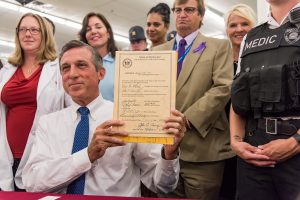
[99,54,115,102]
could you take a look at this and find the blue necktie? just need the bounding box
[67,107,90,194]
[177,38,186,79]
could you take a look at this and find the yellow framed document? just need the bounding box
[113,51,177,144]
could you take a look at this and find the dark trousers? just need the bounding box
[236,129,300,200]
[12,159,25,192]
[141,182,157,197]
[219,156,237,200]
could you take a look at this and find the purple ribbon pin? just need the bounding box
[192,42,206,54]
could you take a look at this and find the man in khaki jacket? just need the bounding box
[154,0,234,199]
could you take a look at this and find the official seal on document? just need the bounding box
[122,58,132,68]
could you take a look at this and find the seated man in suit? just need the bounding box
[22,40,186,196]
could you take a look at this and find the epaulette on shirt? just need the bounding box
[246,22,269,38]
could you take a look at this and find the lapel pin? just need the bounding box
[193,42,206,54]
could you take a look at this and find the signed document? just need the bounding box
[113,51,177,144]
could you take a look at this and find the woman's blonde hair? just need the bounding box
[8,13,57,66]
[224,4,257,28]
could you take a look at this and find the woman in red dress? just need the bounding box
[0,13,70,191]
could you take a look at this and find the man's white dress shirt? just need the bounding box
[22,95,179,196]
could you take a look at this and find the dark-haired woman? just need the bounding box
[79,12,118,102]
[146,3,170,48]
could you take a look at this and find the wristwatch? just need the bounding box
[292,133,300,144]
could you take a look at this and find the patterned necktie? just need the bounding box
[177,38,187,79]
[67,107,90,195]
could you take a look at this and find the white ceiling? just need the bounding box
[0,0,256,58]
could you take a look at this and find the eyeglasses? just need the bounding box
[172,7,198,15]
[16,27,41,35]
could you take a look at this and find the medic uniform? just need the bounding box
[231,6,300,200]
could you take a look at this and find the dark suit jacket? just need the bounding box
[154,33,235,162]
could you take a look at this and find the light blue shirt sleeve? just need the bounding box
[99,54,115,102]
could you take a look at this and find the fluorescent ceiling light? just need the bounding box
[0,53,10,58]
[0,0,18,11]
[0,0,129,44]
[18,6,82,29]
[204,5,225,33]
[208,33,226,39]
[25,1,54,12]
[0,1,80,30]
[0,39,15,48]
[114,34,130,44]
[206,8,224,22]
[205,8,225,28]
